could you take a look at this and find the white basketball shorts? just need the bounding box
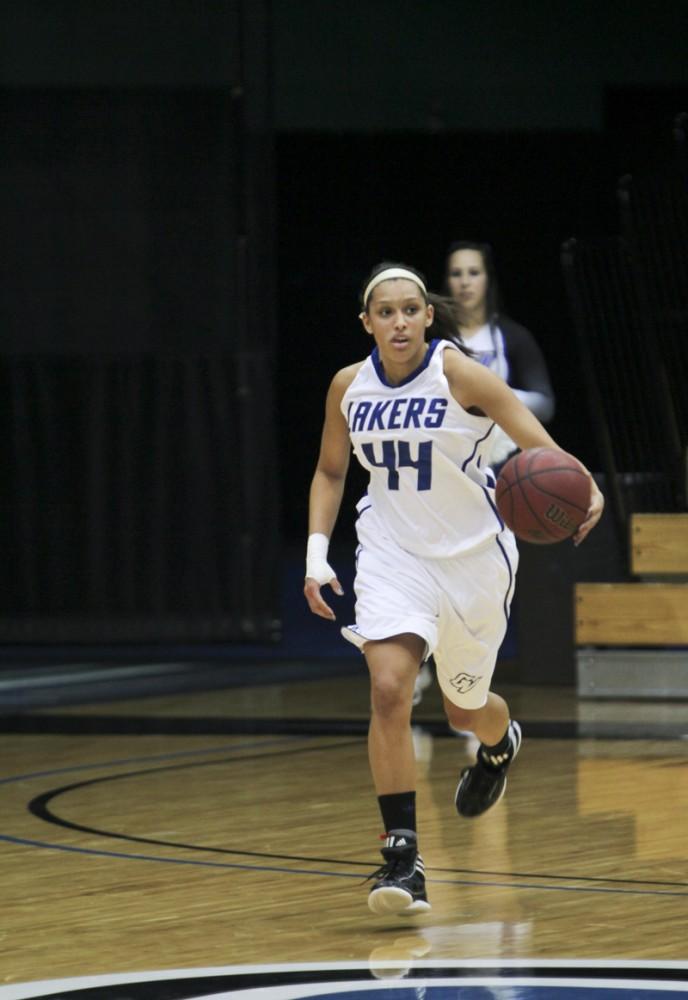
[341,503,518,710]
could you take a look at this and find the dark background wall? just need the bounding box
[0,1,281,642]
[270,2,688,543]
[272,0,687,132]
[1,1,687,656]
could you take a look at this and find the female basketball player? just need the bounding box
[303,262,604,917]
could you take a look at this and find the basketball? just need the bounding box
[495,447,591,544]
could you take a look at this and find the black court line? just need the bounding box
[3,712,688,739]
[4,737,683,892]
[11,963,688,1000]
[0,736,302,786]
[5,826,688,898]
[15,740,688,898]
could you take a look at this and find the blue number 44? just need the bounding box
[361,440,432,491]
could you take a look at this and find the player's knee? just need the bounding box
[369,669,412,718]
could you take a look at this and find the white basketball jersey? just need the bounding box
[341,339,506,557]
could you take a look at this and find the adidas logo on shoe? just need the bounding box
[367,829,431,916]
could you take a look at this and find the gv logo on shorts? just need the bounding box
[450,672,480,693]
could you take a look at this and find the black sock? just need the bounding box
[479,724,513,770]
[378,791,416,834]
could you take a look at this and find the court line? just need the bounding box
[28,767,688,893]
[5,972,688,999]
[2,828,688,898]
[4,961,688,1000]
[0,735,314,785]
[21,741,688,892]
[5,742,688,899]
[0,832,369,877]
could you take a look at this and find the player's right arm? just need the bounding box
[304,365,359,620]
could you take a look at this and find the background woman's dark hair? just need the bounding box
[360,260,465,344]
[444,240,502,319]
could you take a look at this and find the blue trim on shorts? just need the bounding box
[495,533,516,626]
[482,483,505,530]
[484,474,516,625]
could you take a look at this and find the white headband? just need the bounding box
[362,267,428,307]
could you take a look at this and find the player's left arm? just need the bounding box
[445,350,604,543]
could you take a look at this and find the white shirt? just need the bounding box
[341,339,506,558]
[455,323,515,465]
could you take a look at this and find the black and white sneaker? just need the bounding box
[455,720,522,818]
[367,829,431,915]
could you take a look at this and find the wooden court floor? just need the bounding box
[2,667,688,993]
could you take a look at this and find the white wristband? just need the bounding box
[306,532,336,585]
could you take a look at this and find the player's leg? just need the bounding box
[443,689,510,746]
[341,507,438,913]
[365,633,422,794]
[432,535,521,818]
[443,691,522,818]
[363,633,431,915]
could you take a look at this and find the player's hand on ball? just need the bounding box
[573,478,605,547]
[304,574,344,621]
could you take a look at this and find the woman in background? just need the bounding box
[444,240,555,472]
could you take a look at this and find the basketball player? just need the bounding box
[304,263,604,916]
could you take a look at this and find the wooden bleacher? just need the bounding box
[630,513,688,575]
[575,513,688,696]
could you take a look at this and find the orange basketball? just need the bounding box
[495,447,591,544]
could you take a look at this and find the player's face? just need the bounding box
[361,279,434,366]
[446,249,488,314]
